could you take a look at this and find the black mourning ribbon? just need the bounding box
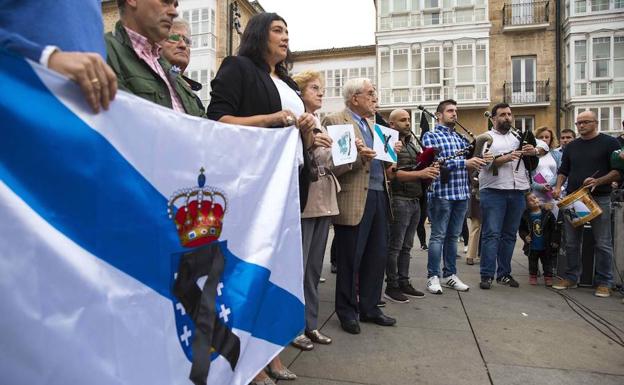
[173,242,241,385]
[383,134,391,153]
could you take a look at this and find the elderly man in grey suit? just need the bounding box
[322,78,400,334]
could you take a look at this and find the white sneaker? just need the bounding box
[426,276,443,294]
[441,274,470,292]
[463,246,468,253]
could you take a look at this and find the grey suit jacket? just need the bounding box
[322,109,390,226]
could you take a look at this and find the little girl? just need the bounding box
[519,193,560,286]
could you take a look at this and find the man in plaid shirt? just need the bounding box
[422,100,487,294]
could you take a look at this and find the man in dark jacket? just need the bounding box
[384,109,439,303]
[105,0,204,117]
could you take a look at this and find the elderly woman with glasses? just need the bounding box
[288,70,343,351]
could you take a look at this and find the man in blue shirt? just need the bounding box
[0,0,117,112]
[422,99,487,294]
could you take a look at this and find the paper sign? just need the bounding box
[372,124,398,162]
[327,124,357,166]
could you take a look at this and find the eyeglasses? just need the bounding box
[574,120,597,126]
[168,33,192,45]
[309,85,325,93]
[355,91,376,98]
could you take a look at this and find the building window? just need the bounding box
[574,0,586,13]
[574,40,587,80]
[616,0,624,8]
[424,47,441,85]
[393,48,409,87]
[591,0,609,11]
[183,8,216,50]
[511,56,536,103]
[393,0,409,12]
[411,46,422,86]
[379,41,488,105]
[593,37,610,78]
[571,35,624,97]
[457,44,473,83]
[514,116,534,133]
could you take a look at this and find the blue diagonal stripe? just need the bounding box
[0,49,303,346]
[374,124,397,162]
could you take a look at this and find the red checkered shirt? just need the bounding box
[124,27,184,113]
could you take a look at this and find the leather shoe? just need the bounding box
[360,313,396,326]
[340,319,360,334]
[290,334,313,351]
[305,329,332,344]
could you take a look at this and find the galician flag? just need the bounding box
[0,48,304,385]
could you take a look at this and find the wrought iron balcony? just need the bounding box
[503,1,549,28]
[503,80,550,105]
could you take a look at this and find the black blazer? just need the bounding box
[206,55,311,210]
[207,55,299,126]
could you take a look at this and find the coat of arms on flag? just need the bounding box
[0,48,304,385]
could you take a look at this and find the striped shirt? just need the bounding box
[124,27,184,113]
[422,124,470,200]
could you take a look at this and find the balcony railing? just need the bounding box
[378,7,487,31]
[503,1,549,27]
[503,80,550,105]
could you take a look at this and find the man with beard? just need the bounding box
[478,103,538,289]
[384,109,439,303]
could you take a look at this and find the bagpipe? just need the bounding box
[478,111,538,174]
[392,106,476,185]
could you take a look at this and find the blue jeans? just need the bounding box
[427,197,468,278]
[479,189,526,279]
[562,195,613,287]
[386,198,420,288]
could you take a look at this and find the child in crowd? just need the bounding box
[519,193,560,286]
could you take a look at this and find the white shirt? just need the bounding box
[271,76,304,119]
[479,129,531,191]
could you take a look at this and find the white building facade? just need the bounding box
[178,0,218,106]
[376,0,491,131]
[563,0,624,134]
[291,46,376,119]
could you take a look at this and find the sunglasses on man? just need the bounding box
[168,33,192,45]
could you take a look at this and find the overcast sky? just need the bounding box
[257,0,376,52]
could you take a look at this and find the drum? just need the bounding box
[557,187,603,227]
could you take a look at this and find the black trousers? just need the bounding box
[417,193,428,246]
[528,249,553,277]
[333,190,389,322]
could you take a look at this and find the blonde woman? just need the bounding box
[533,126,562,207]
[290,70,343,350]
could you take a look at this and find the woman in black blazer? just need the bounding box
[207,12,312,385]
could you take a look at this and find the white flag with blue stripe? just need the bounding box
[0,48,304,385]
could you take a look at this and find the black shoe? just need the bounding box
[480,277,493,290]
[421,244,428,250]
[376,300,386,308]
[384,287,409,303]
[360,313,396,326]
[340,319,360,334]
[400,283,426,298]
[330,263,337,274]
[497,275,520,288]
